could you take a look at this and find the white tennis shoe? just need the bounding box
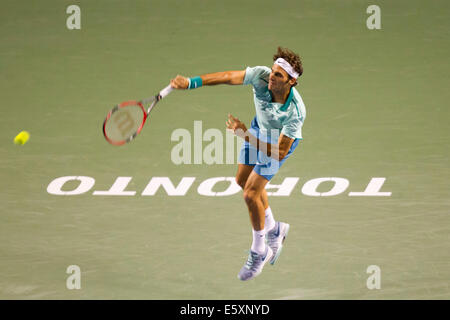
[237,246,273,281]
[266,221,290,265]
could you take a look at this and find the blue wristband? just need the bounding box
[188,76,203,89]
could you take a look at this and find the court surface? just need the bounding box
[0,0,449,299]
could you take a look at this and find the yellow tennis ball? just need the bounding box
[14,131,30,145]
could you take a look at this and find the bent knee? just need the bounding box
[243,188,259,204]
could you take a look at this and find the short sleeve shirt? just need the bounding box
[243,66,306,140]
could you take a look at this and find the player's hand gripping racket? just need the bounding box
[103,85,173,146]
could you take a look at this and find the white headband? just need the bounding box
[274,58,299,79]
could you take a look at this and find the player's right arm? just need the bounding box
[170,70,246,89]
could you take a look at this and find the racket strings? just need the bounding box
[104,104,146,144]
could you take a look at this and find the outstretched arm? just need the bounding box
[170,70,246,89]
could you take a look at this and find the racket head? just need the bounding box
[102,100,150,146]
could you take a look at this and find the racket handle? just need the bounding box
[159,84,174,99]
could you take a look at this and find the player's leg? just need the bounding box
[235,115,275,229]
[243,171,270,232]
[235,163,254,189]
[237,171,273,281]
[236,164,273,231]
[260,188,269,210]
[253,146,299,265]
[261,191,276,232]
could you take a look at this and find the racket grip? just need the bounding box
[159,84,174,99]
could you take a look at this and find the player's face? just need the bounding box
[269,64,291,92]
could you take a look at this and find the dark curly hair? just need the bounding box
[273,47,303,86]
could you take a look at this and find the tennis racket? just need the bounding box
[102,84,173,146]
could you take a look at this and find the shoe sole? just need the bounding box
[270,223,290,265]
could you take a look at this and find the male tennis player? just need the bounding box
[170,47,305,281]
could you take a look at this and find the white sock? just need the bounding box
[251,229,266,254]
[264,207,276,232]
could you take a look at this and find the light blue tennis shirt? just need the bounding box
[243,66,306,141]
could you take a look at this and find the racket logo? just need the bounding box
[113,110,135,138]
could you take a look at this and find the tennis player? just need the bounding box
[170,47,306,281]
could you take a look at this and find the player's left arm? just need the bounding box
[226,114,294,161]
[276,133,295,161]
